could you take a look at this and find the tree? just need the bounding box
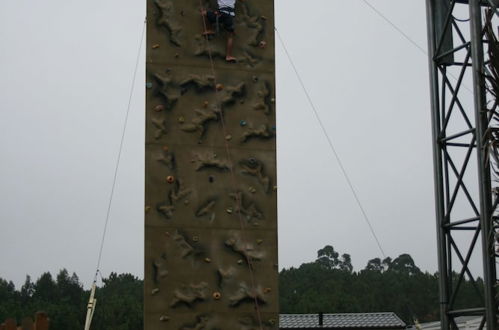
[339,254,353,273]
[316,245,340,270]
[382,257,392,270]
[20,276,34,304]
[389,254,421,275]
[365,258,383,272]
[33,273,57,302]
[92,273,143,330]
[56,269,83,305]
[0,278,18,320]
[316,246,353,272]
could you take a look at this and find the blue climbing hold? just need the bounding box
[240,120,247,127]
[146,82,153,89]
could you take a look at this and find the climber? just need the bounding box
[201,0,239,63]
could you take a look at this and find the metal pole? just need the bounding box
[426,1,450,329]
[468,1,498,328]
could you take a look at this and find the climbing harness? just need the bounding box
[219,6,235,15]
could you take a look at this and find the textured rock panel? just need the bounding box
[145,0,277,329]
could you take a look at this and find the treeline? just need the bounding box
[280,245,484,323]
[0,246,484,329]
[0,271,142,330]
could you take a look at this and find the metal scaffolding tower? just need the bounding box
[426,0,498,329]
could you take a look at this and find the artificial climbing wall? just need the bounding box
[144,0,278,329]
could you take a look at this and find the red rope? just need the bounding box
[198,2,265,329]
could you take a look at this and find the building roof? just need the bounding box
[279,312,406,329]
[406,316,484,330]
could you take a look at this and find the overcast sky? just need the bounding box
[0,0,483,288]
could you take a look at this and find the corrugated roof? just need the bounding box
[279,312,406,329]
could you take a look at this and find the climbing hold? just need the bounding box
[268,318,276,325]
[184,199,190,205]
[166,176,175,184]
[261,16,268,20]
[212,292,222,300]
[178,116,185,123]
[237,259,244,265]
[192,235,199,242]
[248,186,256,194]
[203,101,209,108]
[263,287,272,294]
[159,316,170,322]
[162,145,169,152]
[252,76,259,82]
[240,120,247,127]
[270,98,276,104]
[146,82,153,89]
[216,83,224,91]
[204,257,212,263]
[273,185,278,192]
[154,104,165,112]
[256,239,264,245]
[145,206,151,213]
[226,208,233,214]
[152,44,160,49]
[259,41,267,49]
[152,288,160,295]
[225,134,232,141]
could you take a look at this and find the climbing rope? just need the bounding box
[84,17,146,330]
[199,3,265,329]
[359,0,472,93]
[93,17,146,284]
[275,27,387,259]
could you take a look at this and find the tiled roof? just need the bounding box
[279,312,406,329]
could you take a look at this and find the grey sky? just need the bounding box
[0,0,479,288]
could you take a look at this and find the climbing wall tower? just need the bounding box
[144,0,278,329]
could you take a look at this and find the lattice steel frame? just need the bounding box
[426,0,499,329]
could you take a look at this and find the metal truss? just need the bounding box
[426,0,499,329]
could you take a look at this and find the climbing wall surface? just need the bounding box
[144,0,277,329]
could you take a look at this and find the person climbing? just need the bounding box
[201,0,239,63]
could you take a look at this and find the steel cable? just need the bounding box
[93,18,147,283]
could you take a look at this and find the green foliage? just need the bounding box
[0,270,143,330]
[280,245,484,324]
[92,273,143,330]
[0,247,485,328]
[316,245,353,272]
